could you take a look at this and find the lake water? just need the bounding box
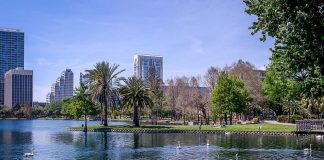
[0,120,323,160]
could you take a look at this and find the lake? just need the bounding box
[0,120,323,159]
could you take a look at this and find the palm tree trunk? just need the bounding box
[103,96,108,126]
[84,113,88,132]
[100,102,103,125]
[134,106,140,127]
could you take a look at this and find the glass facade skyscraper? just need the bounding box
[134,54,163,82]
[0,28,24,105]
[46,69,74,103]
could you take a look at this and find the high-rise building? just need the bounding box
[46,69,74,103]
[0,28,24,105]
[4,68,33,107]
[79,72,89,85]
[46,92,54,104]
[134,54,163,82]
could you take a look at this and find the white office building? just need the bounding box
[4,68,33,107]
[134,54,163,82]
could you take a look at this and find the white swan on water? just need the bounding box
[304,144,312,152]
[229,153,238,160]
[176,141,181,149]
[23,148,34,157]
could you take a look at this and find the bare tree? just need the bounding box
[175,77,190,124]
[164,79,178,121]
[204,66,219,91]
[189,76,210,124]
[148,67,164,124]
[229,59,266,119]
[204,67,220,124]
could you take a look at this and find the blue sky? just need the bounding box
[0,0,273,102]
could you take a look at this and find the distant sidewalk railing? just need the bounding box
[296,120,324,132]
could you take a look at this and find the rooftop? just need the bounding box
[5,68,33,76]
[134,54,162,58]
[0,28,22,32]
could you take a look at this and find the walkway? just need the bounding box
[263,120,296,126]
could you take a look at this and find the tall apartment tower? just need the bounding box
[134,54,163,82]
[4,68,33,107]
[0,28,24,105]
[46,69,74,103]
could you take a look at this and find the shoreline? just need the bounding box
[68,127,295,136]
[68,124,297,136]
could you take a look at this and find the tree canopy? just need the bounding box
[244,0,324,98]
[212,72,249,125]
[263,66,301,116]
[120,77,153,127]
[85,61,124,126]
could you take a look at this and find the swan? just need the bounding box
[23,148,34,157]
[304,144,312,152]
[206,140,210,146]
[225,131,231,135]
[315,135,323,139]
[229,153,238,160]
[176,141,181,149]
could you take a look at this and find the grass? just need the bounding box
[0,118,21,120]
[70,123,296,132]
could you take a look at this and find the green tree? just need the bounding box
[120,77,153,127]
[0,105,12,118]
[31,105,45,118]
[229,60,265,117]
[263,66,301,118]
[69,83,98,132]
[61,98,73,119]
[85,61,124,126]
[44,101,63,118]
[244,0,324,99]
[11,104,21,117]
[212,72,249,125]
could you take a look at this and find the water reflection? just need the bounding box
[0,120,324,160]
[66,132,324,159]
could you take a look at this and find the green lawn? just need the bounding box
[70,123,296,132]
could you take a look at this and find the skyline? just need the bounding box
[0,0,274,102]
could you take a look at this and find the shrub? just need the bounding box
[277,115,288,123]
[252,118,259,124]
[289,115,303,123]
[277,115,303,123]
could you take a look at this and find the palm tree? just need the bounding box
[120,77,153,127]
[85,61,124,126]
